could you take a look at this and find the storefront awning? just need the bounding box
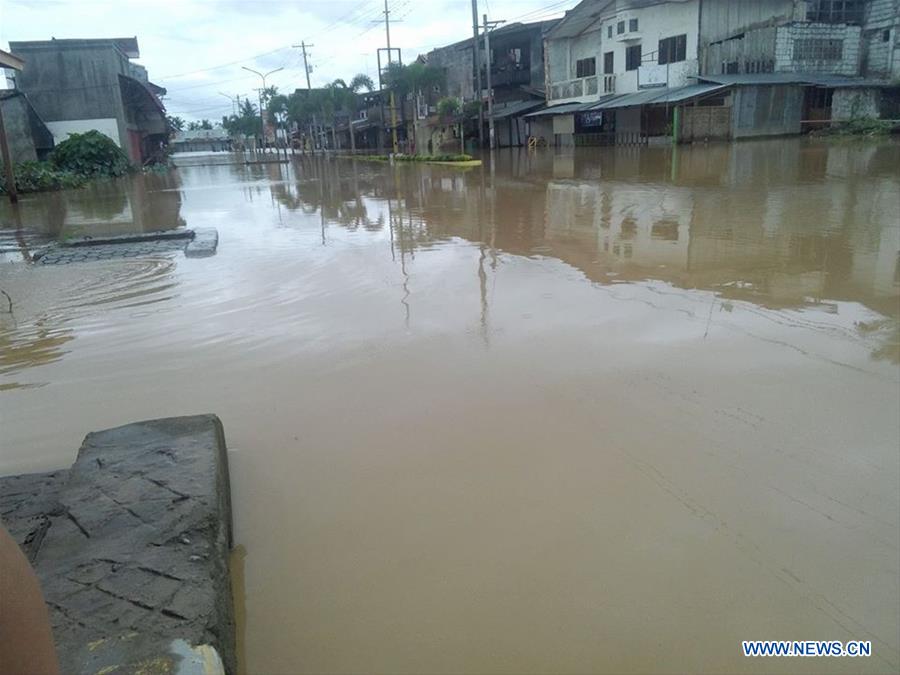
[524,101,593,118]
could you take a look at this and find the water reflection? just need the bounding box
[0,172,185,243]
[262,141,899,348]
[0,173,185,385]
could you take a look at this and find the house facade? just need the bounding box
[425,20,558,148]
[9,38,168,165]
[537,0,898,146]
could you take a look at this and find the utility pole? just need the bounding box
[483,15,505,151]
[384,0,399,155]
[293,41,316,152]
[0,103,18,203]
[471,0,484,149]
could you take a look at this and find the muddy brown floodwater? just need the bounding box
[1,139,899,674]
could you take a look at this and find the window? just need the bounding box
[658,34,687,64]
[604,51,614,74]
[806,0,864,25]
[884,29,891,42]
[617,21,625,35]
[793,38,844,60]
[626,44,642,71]
[629,18,639,32]
[576,57,596,78]
[608,25,613,39]
[723,60,739,74]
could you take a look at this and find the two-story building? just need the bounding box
[537,0,898,146]
[9,38,168,165]
[537,0,718,145]
[425,19,558,148]
[696,0,899,138]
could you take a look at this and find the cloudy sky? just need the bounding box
[1,0,576,121]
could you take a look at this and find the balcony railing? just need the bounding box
[603,74,616,94]
[548,75,598,101]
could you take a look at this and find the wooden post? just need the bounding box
[0,102,18,203]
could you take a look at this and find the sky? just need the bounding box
[1,0,577,121]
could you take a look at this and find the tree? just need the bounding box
[222,99,261,142]
[349,73,374,93]
[166,115,185,132]
[200,119,213,130]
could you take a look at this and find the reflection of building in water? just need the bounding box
[0,173,186,241]
[259,141,900,319]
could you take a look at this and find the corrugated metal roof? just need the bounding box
[642,83,729,104]
[590,88,666,109]
[524,101,594,117]
[491,99,545,119]
[697,73,891,88]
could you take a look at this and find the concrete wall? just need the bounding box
[429,45,474,101]
[832,87,882,120]
[45,118,121,147]
[774,23,862,75]
[732,84,803,138]
[10,44,128,123]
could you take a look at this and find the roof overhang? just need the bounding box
[0,48,24,71]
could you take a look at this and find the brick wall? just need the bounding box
[774,24,862,74]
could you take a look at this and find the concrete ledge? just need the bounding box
[63,229,195,248]
[31,229,219,264]
[185,229,219,258]
[0,415,235,674]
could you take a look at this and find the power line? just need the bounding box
[157,46,293,80]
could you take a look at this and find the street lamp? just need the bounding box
[241,66,283,149]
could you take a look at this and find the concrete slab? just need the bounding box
[31,228,219,264]
[0,415,235,674]
[185,229,219,258]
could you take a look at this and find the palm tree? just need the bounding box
[349,73,374,93]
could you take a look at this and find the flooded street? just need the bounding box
[1,139,899,674]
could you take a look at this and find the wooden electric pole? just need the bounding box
[0,102,18,203]
[471,0,484,148]
[384,0,399,155]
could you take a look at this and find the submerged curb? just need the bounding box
[0,415,235,675]
[31,228,219,264]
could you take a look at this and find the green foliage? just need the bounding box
[463,101,482,118]
[50,130,132,177]
[166,115,185,132]
[223,99,261,137]
[437,97,462,119]
[187,119,214,131]
[349,73,374,93]
[366,153,474,163]
[0,160,86,195]
[812,117,895,137]
[383,62,445,100]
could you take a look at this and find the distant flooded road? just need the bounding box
[1,139,899,674]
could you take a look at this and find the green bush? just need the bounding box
[50,130,132,177]
[0,160,86,194]
[812,117,895,137]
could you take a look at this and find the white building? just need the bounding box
[546,0,700,105]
